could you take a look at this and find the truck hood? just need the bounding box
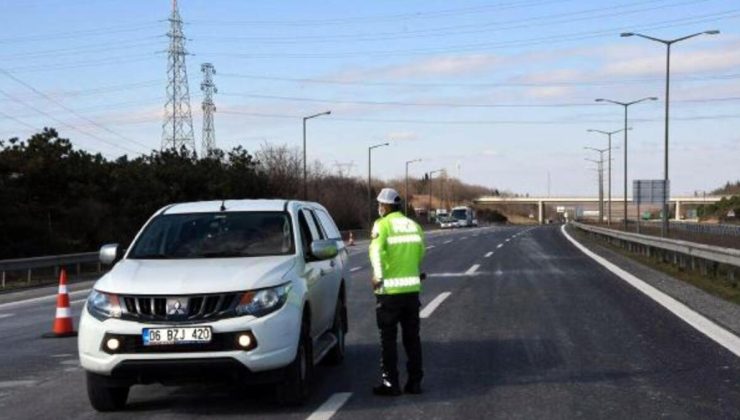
[94,256,296,295]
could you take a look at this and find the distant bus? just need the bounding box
[451,206,477,227]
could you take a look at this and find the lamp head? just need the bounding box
[620,32,635,37]
[705,30,720,35]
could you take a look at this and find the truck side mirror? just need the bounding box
[99,243,120,265]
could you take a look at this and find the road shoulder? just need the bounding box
[564,224,740,338]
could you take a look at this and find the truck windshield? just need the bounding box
[451,209,468,220]
[129,212,294,259]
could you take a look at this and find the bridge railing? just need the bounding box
[570,221,740,281]
[0,252,101,289]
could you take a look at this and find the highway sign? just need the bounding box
[634,180,669,205]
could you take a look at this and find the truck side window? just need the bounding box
[297,211,313,256]
[301,209,323,240]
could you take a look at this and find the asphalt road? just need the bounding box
[1,224,738,419]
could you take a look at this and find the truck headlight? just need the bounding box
[235,282,292,317]
[87,290,122,321]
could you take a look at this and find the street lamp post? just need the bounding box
[587,128,630,226]
[585,147,609,223]
[405,159,422,216]
[302,110,331,200]
[428,169,444,222]
[368,142,390,227]
[621,30,719,237]
[595,97,657,231]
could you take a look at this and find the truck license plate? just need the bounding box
[142,327,212,346]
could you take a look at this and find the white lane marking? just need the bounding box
[0,313,13,320]
[0,289,90,310]
[484,252,494,258]
[420,292,452,318]
[350,267,362,273]
[505,238,511,242]
[461,236,468,240]
[465,264,480,275]
[307,392,353,420]
[71,298,87,305]
[51,354,73,358]
[496,244,503,249]
[426,245,436,250]
[561,224,740,358]
[443,240,453,244]
[0,380,37,389]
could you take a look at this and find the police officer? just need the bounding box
[369,187,426,396]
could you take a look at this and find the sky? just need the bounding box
[1,0,739,197]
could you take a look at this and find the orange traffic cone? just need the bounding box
[348,231,355,246]
[43,268,77,338]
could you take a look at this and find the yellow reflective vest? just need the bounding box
[369,211,426,295]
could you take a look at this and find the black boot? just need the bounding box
[404,380,422,394]
[372,377,401,396]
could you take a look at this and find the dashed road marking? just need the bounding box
[484,252,494,258]
[420,292,452,318]
[0,313,14,320]
[505,238,511,242]
[426,245,436,250]
[350,267,362,272]
[443,240,453,244]
[461,236,468,240]
[0,380,37,389]
[307,392,353,420]
[71,298,87,305]
[465,264,480,275]
[496,244,503,249]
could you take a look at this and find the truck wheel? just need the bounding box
[86,372,129,412]
[324,294,346,365]
[276,319,312,405]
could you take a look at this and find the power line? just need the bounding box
[218,72,740,89]
[219,92,740,109]
[0,89,143,155]
[5,54,157,73]
[0,22,160,44]
[194,0,702,44]
[218,109,740,125]
[0,38,163,60]
[200,10,740,59]
[189,0,570,27]
[0,80,162,102]
[0,69,152,152]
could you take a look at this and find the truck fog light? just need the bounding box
[106,337,120,351]
[237,334,252,348]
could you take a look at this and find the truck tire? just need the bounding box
[323,293,346,366]
[86,372,129,412]
[276,319,312,405]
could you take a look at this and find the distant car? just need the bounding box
[78,199,349,411]
[438,216,458,229]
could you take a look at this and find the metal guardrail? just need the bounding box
[0,252,100,288]
[571,222,740,280]
[668,221,740,237]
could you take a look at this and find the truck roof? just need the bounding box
[162,199,289,214]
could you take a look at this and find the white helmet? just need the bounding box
[377,188,401,204]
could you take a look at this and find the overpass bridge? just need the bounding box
[474,196,727,224]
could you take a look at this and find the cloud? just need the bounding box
[333,53,503,81]
[387,131,418,141]
[481,149,500,157]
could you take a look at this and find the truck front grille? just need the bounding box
[120,293,240,323]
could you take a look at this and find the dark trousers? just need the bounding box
[376,292,423,385]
